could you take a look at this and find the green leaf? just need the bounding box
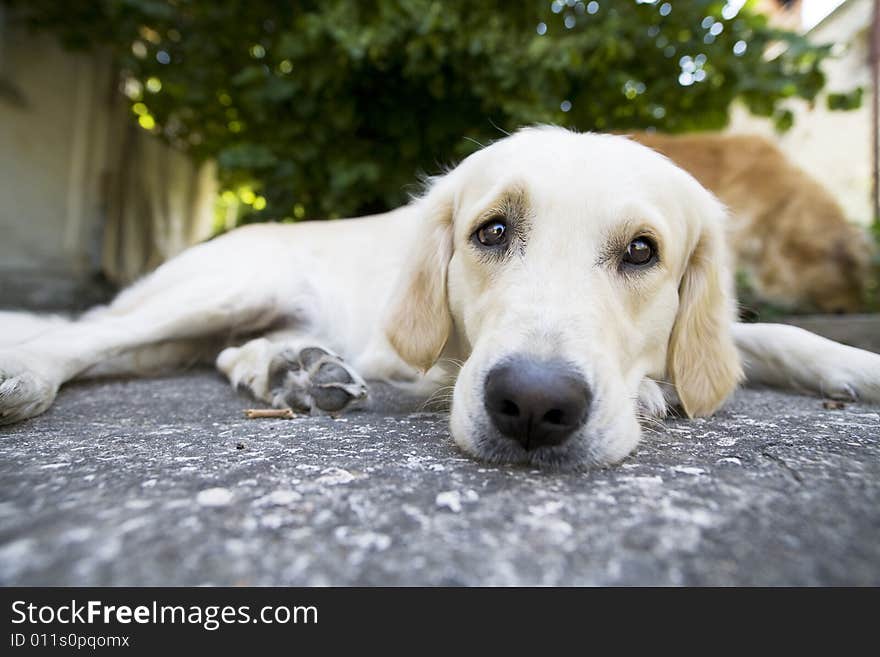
[827,87,863,111]
[217,144,277,169]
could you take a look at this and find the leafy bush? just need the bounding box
[8,0,852,221]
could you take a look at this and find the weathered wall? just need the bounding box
[0,10,216,311]
[0,19,112,288]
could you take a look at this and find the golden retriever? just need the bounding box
[1,127,879,469]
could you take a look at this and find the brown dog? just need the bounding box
[631,131,872,313]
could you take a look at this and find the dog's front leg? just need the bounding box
[732,322,880,403]
[216,331,368,415]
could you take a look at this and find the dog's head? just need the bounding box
[385,127,742,468]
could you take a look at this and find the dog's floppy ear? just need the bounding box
[384,180,454,372]
[667,198,743,417]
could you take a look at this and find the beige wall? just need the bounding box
[0,19,113,275]
[0,10,216,308]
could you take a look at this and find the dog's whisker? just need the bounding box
[487,117,511,137]
[644,376,676,389]
[420,397,454,412]
[436,357,465,372]
[637,413,665,429]
[420,384,457,411]
[635,412,666,433]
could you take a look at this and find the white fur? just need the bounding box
[2,127,878,468]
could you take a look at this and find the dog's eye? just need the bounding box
[474,218,508,247]
[622,237,656,267]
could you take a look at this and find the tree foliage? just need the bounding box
[7,0,852,221]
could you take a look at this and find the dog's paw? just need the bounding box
[819,373,880,404]
[815,348,880,404]
[637,378,669,419]
[821,380,858,402]
[267,346,368,414]
[218,340,368,415]
[0,359,58,425]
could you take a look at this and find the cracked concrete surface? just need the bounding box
[0,370,878,586]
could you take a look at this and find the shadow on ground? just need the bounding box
[1,370,878,585]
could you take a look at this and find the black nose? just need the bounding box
[484,357,591,450]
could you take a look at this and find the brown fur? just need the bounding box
[630,132,872,313]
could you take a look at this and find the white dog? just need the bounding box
[1,127,878,468]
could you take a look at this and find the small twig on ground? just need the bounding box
[243,408,297,419]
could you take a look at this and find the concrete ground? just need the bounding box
[0,370,878,586]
